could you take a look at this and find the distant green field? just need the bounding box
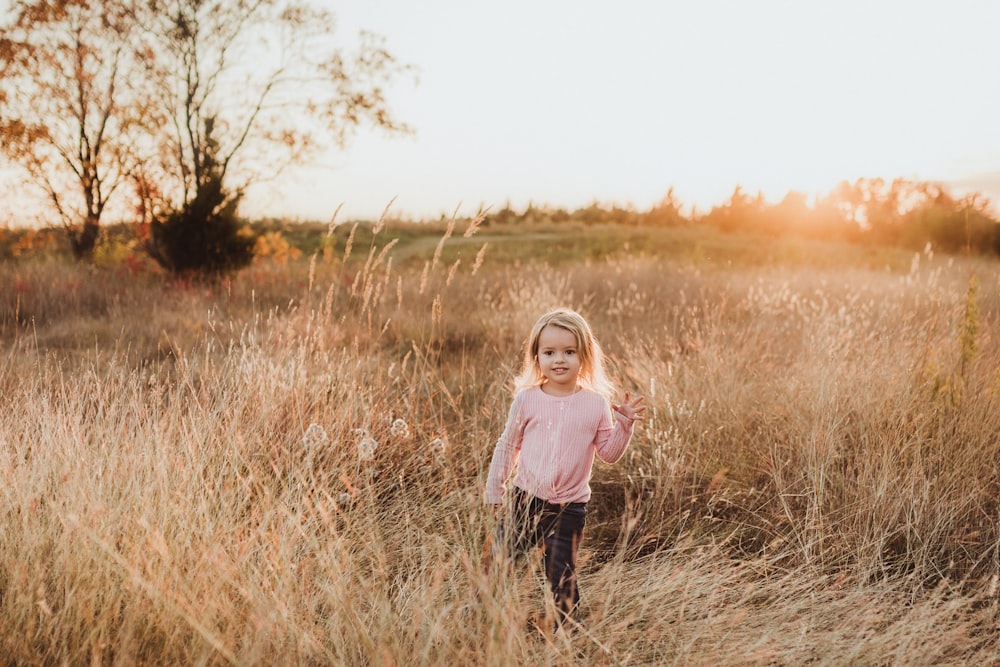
[0,215,954,275]
[254,218,917,272]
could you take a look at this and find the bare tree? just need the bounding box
[140,0,413,228]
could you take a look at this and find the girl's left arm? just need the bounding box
[595,392,646,464]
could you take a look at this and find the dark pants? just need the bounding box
[497,487,587,625]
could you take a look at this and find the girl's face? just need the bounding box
[536,324,581,396]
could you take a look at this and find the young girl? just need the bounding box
[484,308,645,629]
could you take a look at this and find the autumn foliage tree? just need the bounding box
[0,0,150,259]
[0,0,412,272]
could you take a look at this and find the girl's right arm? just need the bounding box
[483,392,526,505]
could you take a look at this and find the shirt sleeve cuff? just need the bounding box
[483,489,503,504]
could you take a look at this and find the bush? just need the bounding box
[146,167,256,278]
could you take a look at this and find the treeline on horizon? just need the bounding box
[1,176,998,263]
[484,176,1000,257]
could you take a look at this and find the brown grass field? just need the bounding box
[2,220,1000,665]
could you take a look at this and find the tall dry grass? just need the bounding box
[2,228,1000,665]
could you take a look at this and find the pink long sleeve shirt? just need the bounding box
[483,386,636,505]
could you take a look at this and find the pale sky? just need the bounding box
[4,0,998,226]
[243,0,1000,222]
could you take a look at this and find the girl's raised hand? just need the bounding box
[613,391,646,421]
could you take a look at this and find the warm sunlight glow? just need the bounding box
[238,0,1000,221]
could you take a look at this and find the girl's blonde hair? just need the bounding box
[513,308,615,399]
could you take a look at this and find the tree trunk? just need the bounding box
[71,219,101,260]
